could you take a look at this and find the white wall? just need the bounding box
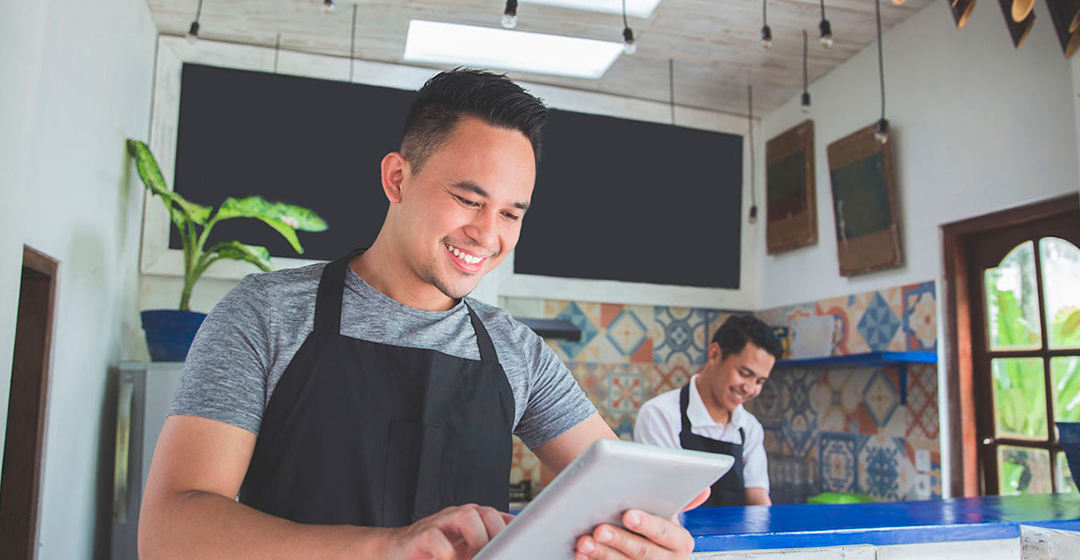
[0,0,158,556]
[757,0,1079,310]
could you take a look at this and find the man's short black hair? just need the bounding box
[711,314,784,361]
[400,68,548,174]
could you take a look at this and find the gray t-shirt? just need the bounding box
[171,262,596,450]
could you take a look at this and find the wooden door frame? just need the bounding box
[0,246,58,559]
[941,193,1080,496]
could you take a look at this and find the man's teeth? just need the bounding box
[447,245,484,265]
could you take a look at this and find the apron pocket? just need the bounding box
[382,419,448,526]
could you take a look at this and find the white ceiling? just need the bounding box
[146,0,937,116]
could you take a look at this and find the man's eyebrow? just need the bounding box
[451,181,531,211]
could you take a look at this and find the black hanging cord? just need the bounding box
[349,5,357,82]
[194,0,204,22]
[763,0,768,26]
[273,33,281,73]
[669,58,675,125]
[875,0,886,121]
[622,0,629,29]
[820,0,827,20]
[748,84,757,219]
[803,30,809,93]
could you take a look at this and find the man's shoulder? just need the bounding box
[462,297,535,344]
[231,261,327,306]
[639,385,682,417]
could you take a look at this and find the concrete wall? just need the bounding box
[0,0,158,555]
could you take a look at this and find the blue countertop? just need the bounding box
[682,494,1080,551]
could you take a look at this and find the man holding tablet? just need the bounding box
[138,69,705,560]
[634,315,783,506]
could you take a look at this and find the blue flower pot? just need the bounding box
[140,310,207,362]
[1057,422,1080,492]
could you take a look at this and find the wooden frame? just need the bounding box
[826,122,902,277]
[766,120,817,254]
[941,193,1080,496]
[0,246,58,560]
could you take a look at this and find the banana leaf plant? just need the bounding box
[127,139,327,311]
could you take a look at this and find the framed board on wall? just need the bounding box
[765,120,817,254]
[826,122,903,277]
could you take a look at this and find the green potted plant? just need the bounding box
[127,139,327,361]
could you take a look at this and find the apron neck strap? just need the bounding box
[679,383,693,433]
[314,249,364,337]
[464,301,499,364]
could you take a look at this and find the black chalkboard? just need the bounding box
[171,63,412,261]
[516,109,743,289]
[172,64,743,289]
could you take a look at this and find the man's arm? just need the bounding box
[745,487,772,506]
[532,413,704,560]
[139,415,511,560]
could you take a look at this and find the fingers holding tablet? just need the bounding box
[574,510,694,560]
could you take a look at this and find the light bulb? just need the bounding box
[187,21,200,44]
[503,0,518,28]
[875,119,890,143]
[761,26,773,49]
[819,20,833,48]
[623,28,637,54]
[323,0,336,14]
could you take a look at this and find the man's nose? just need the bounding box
[464,208,499,250]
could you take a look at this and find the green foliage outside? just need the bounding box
[987,248,1080,494]
[127,140,328,311]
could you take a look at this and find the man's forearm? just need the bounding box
[139,490,386,560]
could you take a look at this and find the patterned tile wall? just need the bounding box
[503,280,940,504]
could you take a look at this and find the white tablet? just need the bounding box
[475,439,733,560]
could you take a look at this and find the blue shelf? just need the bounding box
[773,351,937,405]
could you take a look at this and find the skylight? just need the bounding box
[403,20,624,79]
[520,0,663,19]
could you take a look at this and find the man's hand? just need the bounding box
[380,504,515,560]
[572,489,708,560]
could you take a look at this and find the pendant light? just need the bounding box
[748,84,759,225]
[622,0,637,54]
[998,0,1035,48]
[187,0,203,43]
[761,0,773,49]
[1012,0,1034,22]
[801,30,811,113]
[502,0,519,29]
[950,0,977,29]
[819,0,834,47]
[323,0,336,14]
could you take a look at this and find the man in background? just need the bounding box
[635,314,783,506]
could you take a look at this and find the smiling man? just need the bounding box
[138,69,703,560]
[634,315,784,506]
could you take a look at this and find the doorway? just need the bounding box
[943,194,1080,496]
[0,247,58,559]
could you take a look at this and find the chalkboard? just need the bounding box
[516,109,743,289]
[171,63,412,261]
[172,64,743,289]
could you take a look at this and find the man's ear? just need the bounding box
[381,152,408,204]
[707,342,723,365]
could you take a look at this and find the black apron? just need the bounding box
[678,383,746,506]
[238,250,515,527]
